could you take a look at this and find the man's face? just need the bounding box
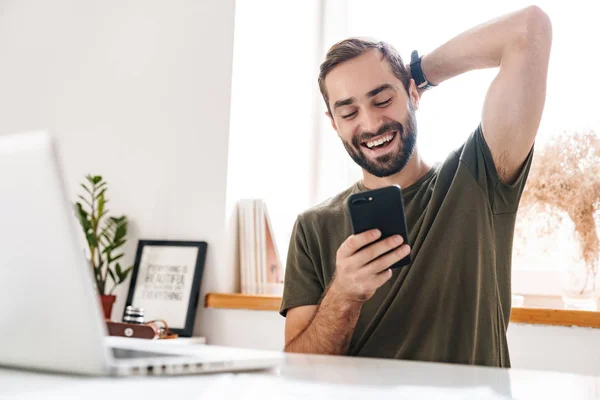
[325,50,418,178]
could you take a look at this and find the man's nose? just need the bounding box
[360,109,382,135]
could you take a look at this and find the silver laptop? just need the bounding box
[0,131,282,376]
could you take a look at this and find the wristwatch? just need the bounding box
[410,50,437,90]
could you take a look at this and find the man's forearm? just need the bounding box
[420,6,544,86]
[284,286,362,355]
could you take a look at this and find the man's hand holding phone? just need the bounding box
[329,229,411,303]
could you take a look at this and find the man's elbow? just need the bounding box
[283,342,305,354]
[520,5,553,50]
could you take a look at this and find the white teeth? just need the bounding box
[366,132,394,149]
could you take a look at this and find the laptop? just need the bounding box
[0,131,282,376]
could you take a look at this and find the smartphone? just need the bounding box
[346,185,411,269]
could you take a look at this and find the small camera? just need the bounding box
[123,305,145,325]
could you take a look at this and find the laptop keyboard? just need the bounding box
[112,347,181,359]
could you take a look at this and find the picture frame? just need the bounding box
[124,240,207,337]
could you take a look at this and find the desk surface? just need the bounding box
[1,343,599,399]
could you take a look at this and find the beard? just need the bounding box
[342,102,417,178]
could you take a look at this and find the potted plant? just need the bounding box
[75,175,133,320]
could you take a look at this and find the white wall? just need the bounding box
[508,323,600,377]
[0,0,236,340]
[202,309,285,350]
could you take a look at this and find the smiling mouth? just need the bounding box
[361,131,397,150]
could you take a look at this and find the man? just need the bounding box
[280,6,552,368]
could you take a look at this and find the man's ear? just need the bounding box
[326,111,337,131]
[408,79,420,111]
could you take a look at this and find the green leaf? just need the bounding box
[114,219,127,242]
[95,272,103,287]
[97,192,105,220]
[77,195,93,209]
[80,183,93,196]
[95,183,107,195]
[107,268,116,284]
[75,203,92,232]
[111,238,127,250]
[75,202,88,218]
[94,261,104,287]
[97,210,109,222]
[101,242,114,254]
[86,233,98,248]
[102,241,125,255]
[102,226,114,238]
[116,262,122,277]
[99,233,112,247]
[92,176,103,185]
[99,221,115,241]
[118,266,134,283]
[90,216,97,231]
[111,253,124,263]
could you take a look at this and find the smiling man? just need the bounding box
[279,6,552,367]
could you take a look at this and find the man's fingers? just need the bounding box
[360,266,394,294]
[352,234,404,266]
[364,244,411,275]
[338,229,381,258]
[372,268,394,288]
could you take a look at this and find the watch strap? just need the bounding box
[410,50,436,90]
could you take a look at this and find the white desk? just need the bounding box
[1,343,598,399]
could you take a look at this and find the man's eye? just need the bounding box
[375,98,392,107]
[342,111,358,119]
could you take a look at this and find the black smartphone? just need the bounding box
[346,185,411,269]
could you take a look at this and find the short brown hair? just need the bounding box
[318,38,410,115]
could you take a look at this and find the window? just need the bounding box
[227,1,321,264]
[319,0,600,297]
[230,1,599,300]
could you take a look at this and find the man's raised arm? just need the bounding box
[417,6,552,183]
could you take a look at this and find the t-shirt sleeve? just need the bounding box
[279,215,324,317]
[460,124,534,215]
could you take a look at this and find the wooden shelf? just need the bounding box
[205,292,281,311]
[510,307,600,328]
[204,293,600,328]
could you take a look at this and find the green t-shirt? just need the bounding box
[280,125,533,368]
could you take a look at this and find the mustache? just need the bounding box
[354,122,404,146]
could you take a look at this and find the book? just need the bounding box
[237,199,283,295]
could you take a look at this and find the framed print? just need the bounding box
[125,240,207,337]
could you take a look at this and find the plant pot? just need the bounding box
[100,294,116,320]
